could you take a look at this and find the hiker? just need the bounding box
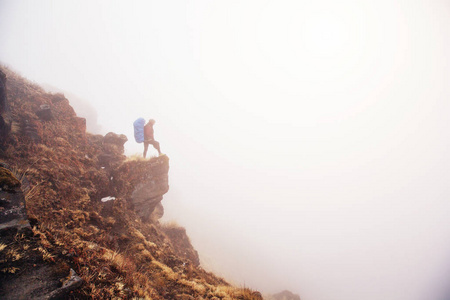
[143,119,161,158]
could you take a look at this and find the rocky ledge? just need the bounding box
[112,155,170,221]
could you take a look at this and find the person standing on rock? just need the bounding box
[143,119,161,158]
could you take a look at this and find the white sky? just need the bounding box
[1,1,450,299]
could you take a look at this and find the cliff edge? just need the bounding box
[0,67,262,299]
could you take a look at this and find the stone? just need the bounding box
[130,156,169,221]
[104,132,128,148]
[111,155,169,221]
[0,167,30,232]
[35,104,53,121]
[0,264,82,300]
[47,268,83,300]
[101,133,128,165]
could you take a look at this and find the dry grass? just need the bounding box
[151,260,178,281]
[179,278,207,295]
[126,153,147,161]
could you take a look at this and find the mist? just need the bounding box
[1,1,450,299]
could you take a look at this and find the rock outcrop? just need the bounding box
[113,155,169,221]
[103,132,128,150]
[130,156,169,220]
[0,163,30,232]
[97,132,128,169]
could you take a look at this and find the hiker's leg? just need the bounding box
[151,140,161,155]
[143,141,149,158]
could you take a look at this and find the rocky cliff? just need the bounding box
[0,67,262,299]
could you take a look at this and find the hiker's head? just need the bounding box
[148,119,155,125]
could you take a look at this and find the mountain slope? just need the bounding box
[0,67,262,300]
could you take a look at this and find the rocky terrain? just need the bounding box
[0,67,263,299]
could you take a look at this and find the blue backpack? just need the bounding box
[133,118,145,143]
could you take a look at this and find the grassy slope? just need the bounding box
[0,67,261,300]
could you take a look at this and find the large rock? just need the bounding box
[93,132,128,170]
[130,156,169,220]
[35,104,53,121]
[103,132,127,153]
[99,132,127,168]
[112,155,169,221]
[0,265,82,300]
[0,165,30,232]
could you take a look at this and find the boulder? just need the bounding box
[112,155,169,221]
[102,132,127,163]
[35,104,53,121]
[0,167,30,232]
[0,257,83,300]
[104,132,127,149]
[47,268,83,299]
[96,132,128,169]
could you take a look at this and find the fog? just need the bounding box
[1,1,450,299]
